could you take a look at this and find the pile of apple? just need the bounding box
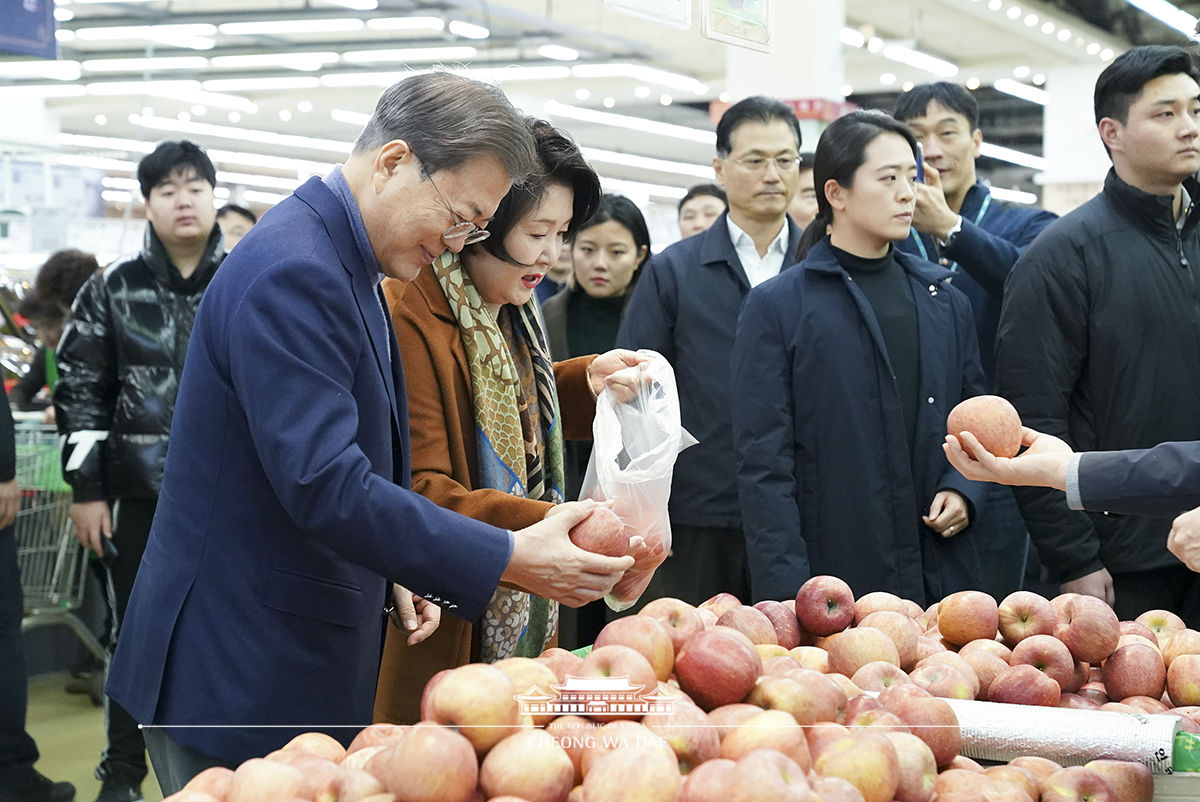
[165,577,1194,802]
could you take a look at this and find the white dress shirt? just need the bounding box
[727,216,791,288]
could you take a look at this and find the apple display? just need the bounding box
[678,758,735,802]
[852,591,908,625]
[1039,766,1115,802]
[753,599,803,649]
[593,616,675,682]
[479,729,575,802]
[789,646,830,673]
[907,663,974,700]
[1135,609,1186,642]
[812,731,900,802]
[581,746,682,802]
[998,590,1057,646]
[1162,628,1200,668]
[492,657,562,726]
[1102,642,1166,701]
[642,696,719,774]
[825,626,900,677]
[882,731,936,802]
[698,592,742,620]
[1167,653,1200,706]
[538,647,585,683]
[859,610,920,670]
[1054,595,1120,664]
[985,765,1040,802]
[577,645,660,722]
[937,590,999,646]
[877,691,961,768]
[988,663,1061,707]
[673,628,762,711]
[946,394,1022,457]
[724,749,810,802]
[850,660,912,693]
[717,605,779,646]
[419,663,521,753]
[718,709,811,770]
[960,649,1009,700]
[1011,633,1076,691]
[374,722,478,802]
[1084,759,1153,802]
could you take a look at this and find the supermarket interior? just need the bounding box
[7,1,1200,801]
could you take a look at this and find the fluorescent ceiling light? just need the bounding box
[460,66,572,82]
[218,171,303,192]
[581,148,712,179]
[331,109,371,126]
[980,142,1048,171]
[326,0,378,9]
[82,57,210,73]
[0,84,87,98]
[538,45,580,61]
[448,20,490,40]
[993,78,1050,105]
[218,19,364,36]
[840,28,866,47]
[101,190,134,204]
[544,100,715,144]
[129,114,353,155]
[201,77,322,92]
[210,53,340,71]
[1124,0,1197,36]
[570,63,707,94]
[56,131,336,177]
[598,176,687,201]
[319,71,409,88]
[75,24,217,40]
[61,155,139,173]
[366,17,445,32]
[243,189,291,205]
[988,187,1038,205]
[85,79,200,95]
[0,60,82,80]
[881,44,959,78]
[341,47,478,63]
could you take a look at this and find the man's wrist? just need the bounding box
[938,215,964,247]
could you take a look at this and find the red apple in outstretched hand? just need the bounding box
[570,506,630,557]
[947,395,1022,458]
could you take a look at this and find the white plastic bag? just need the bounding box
[579,350,697,611]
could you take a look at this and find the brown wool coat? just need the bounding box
[373,265,596,724]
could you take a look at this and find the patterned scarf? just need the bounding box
[432,251,565,661]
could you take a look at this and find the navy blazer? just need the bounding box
[106,177,512,764]
[616,212,804,530]
[1079,441,1200,518]
[732,239,987,605]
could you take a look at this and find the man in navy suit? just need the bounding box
[106,72,635,795]
[944,429,1200,572]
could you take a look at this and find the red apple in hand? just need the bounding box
[947,395,1022,458]
[570,506,630,557]
[794,575,856,635]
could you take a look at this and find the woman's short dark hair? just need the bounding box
[575,194,653,270]
[795,110,918,261]
[33,248,99,310]
[137,140,217,198]
[480,118,602,264]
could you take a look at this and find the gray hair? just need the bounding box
[354,71,537,183]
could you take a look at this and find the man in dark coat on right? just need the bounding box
[995,45,1200,625]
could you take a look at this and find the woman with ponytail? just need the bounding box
[732,110,987,606]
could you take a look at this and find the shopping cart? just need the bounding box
[14,421,105,701]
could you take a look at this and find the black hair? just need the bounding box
[479,118,602,264]
[893,82,980,131]
[677,184,727,214]
[217,203,257,224]
[797,151,816,171]
[795,110,919,261]
[1095,45,1200,126]
[33,248,99,310]
[18,292,66,327]
[715,96,802,157]
[574,194,652,271]
[137,140,217,198]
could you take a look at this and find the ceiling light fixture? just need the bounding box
[839,28,867,47]
[82,56,210,73]
[366,17,445,32]
[448,20,490,40]
[201,77,322,92]
[980,141,1048,170]
[218,19,364,35]
[881,43,959,77]
[331,108,371,126]
[570,63,707,94]
[129,114,353,154]
[210,53,340,71]
[538,44,580,61]
[0,60,82,80]
[581,148,712,178]
[544,100,715,144]
[1122,0,1197,36]
[989,187,1038,204]
[341,47,478,63]
[326,0,378,9]
[993,78,1050,105]
[74,23,217,40]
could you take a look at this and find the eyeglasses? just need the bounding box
[727,154,800,174]
[424,165,490,245]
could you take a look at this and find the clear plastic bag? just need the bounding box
[579,350,697,611]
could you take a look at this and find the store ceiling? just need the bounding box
[2,0,1198,205]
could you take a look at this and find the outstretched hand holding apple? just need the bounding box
[944,427,1074,490]
[502,501,636,608]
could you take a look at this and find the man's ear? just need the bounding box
[712,156,726,188]
[971,128,983,159]
[1097,118,1123,154]
[376,139,414,181]
[825,178,847,212]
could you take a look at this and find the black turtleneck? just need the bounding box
[565,288,628,358]
[831,244,920,452]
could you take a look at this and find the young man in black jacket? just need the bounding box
[895,83,1058,601]
[53,140,224,802]
[995,46,1200,625]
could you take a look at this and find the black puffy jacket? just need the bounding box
[54,224,223,502]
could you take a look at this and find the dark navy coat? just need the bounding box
[106,177,512,764]
[732,238,987,605]
[616,212,804,530]
[1077,441,1200,519]
[896,181,1057,384]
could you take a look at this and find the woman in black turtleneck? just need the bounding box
[541,194,650,649]
[731,110,989,608]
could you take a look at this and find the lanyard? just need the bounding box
[913,193,992,272]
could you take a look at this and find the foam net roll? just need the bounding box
[941,698,1179,773]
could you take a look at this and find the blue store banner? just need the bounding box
[0,0,58,60]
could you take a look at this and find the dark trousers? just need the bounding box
[972,485,1030,601]
[144,726,234,797]
[0,527,39,786]
[98,497,157,785]
[1113,564,1200,628]
[641,523,750,606]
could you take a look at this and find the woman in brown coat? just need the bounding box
[375,120,646,723]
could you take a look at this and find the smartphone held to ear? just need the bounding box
[916,142,925,183]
